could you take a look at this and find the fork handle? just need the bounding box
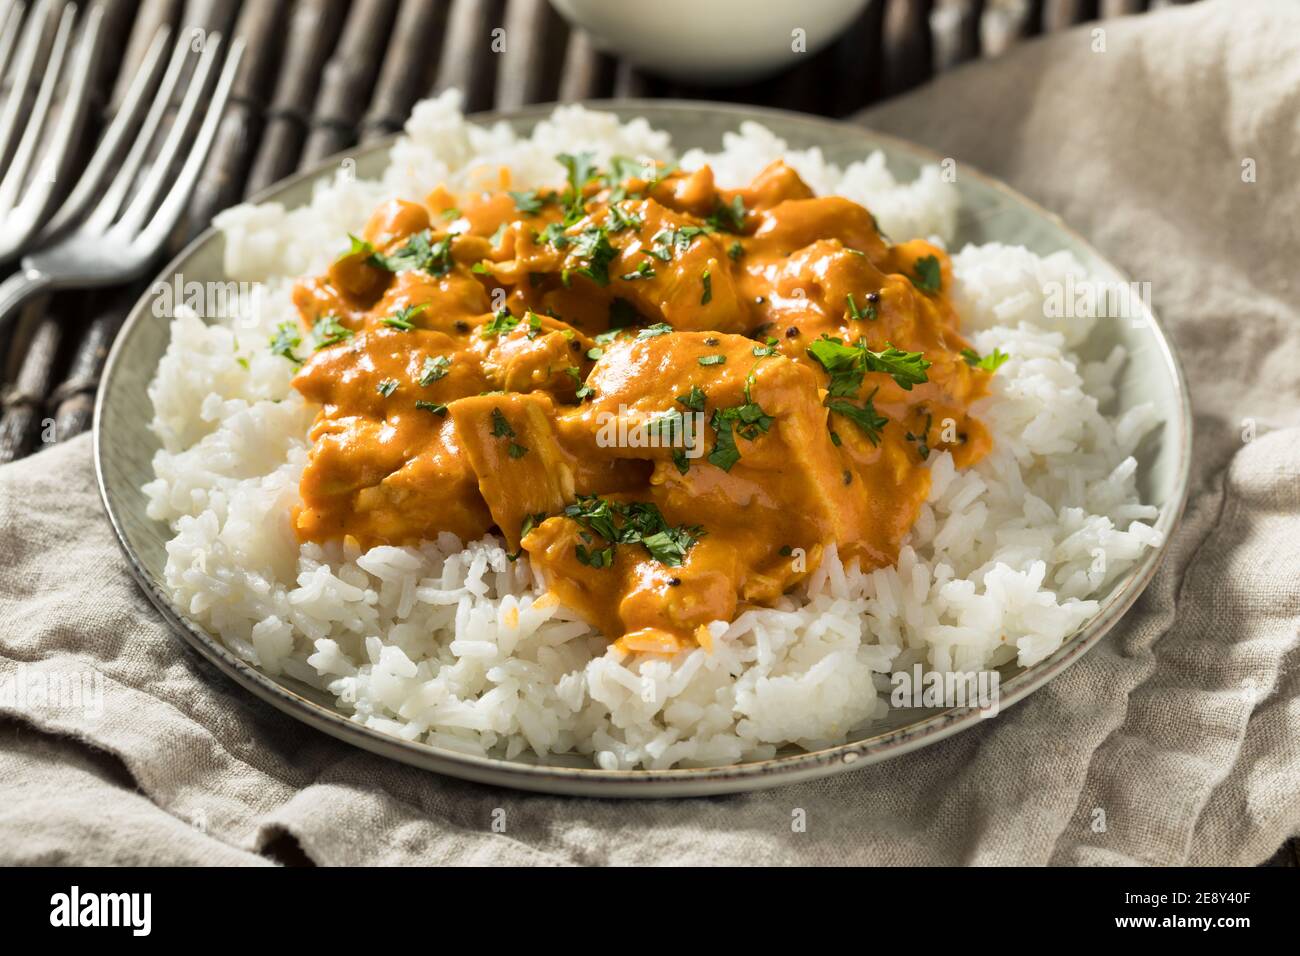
[0,268,54,331]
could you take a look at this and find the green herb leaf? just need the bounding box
[565,366,594,400]
[636,322,673,339]
[698,354,725,367]
[566,225,618,287]
[370,231,454,277]
[621,260,656,281]
[377,378,399,397]
[312,315,353,349]
[382,303,427,331]
[846,292,877,322]
[910,255,942,294]
[482,309,521,338]
[807,334,930,392]
[863,344,931,390]
[509,190,544,215]
[826,392,888,446]
[961,347,1010,373]
[605,202,643,234]
[676,385,706,412]
[414,400,448,415]
[562,495,703,569]
[707,417,741,471]
[556,151,598,223]
[490,408,515,438]
[418,354,451,386]
[706,194,746,233]
[270,322,304,364]
[538,221,570,249]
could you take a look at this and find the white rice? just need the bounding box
[143,91,1162,770]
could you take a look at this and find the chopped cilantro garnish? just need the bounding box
[482,309,521,338]
[382,303,426,331]
[961,347,1010,372]
[911,254,942,294]
[806,335,930,391]
[509,190,544,215]
[538,221,570,249]
[337,233,374,263]
[826,392,888,446]
[376,378,399,397]
[508,442,529,459]
[556,151,598,223]
[707,417,741,471]
[565,225,618,287]
[565,366,594,400]
[728,241,743,261]
[701,268,712,305]
[519,512,545,541]
[806,335,929,444]
[863,345,931,389]
[270,322,303,364]
[706,379,774,471]
[490,408,515,438]
[698,354,726,366]
[370,231,454,277]
[846,292,877,322]
[418,354,451,386]
[676,385,706,412]
[605,202,643,234]
[645,225,713,262]
[312,315,353,349]
[706,195,746,233]
[636,322,673,339]
[621,260,656,281]
[562,495,704,569]
[414,400,448,415]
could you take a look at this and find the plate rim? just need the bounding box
[93,99,1194,797]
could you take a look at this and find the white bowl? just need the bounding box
[549,0,872,84]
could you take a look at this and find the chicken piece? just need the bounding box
[568,197,750,333]
[476,312,595,397]
[448,393,577,550]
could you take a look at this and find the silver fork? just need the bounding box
[0,19,245,329]
[0,0,101,261]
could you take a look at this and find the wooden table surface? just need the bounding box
[2,0,1292,866]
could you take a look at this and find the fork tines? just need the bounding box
[0,1,245,265]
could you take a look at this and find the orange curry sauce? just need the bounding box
[287,157,993,653]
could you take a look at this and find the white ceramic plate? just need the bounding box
[95,102,1192,796]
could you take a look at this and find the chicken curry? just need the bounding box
[282,154,999,653]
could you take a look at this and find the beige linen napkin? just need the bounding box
[1,0,1297,865]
